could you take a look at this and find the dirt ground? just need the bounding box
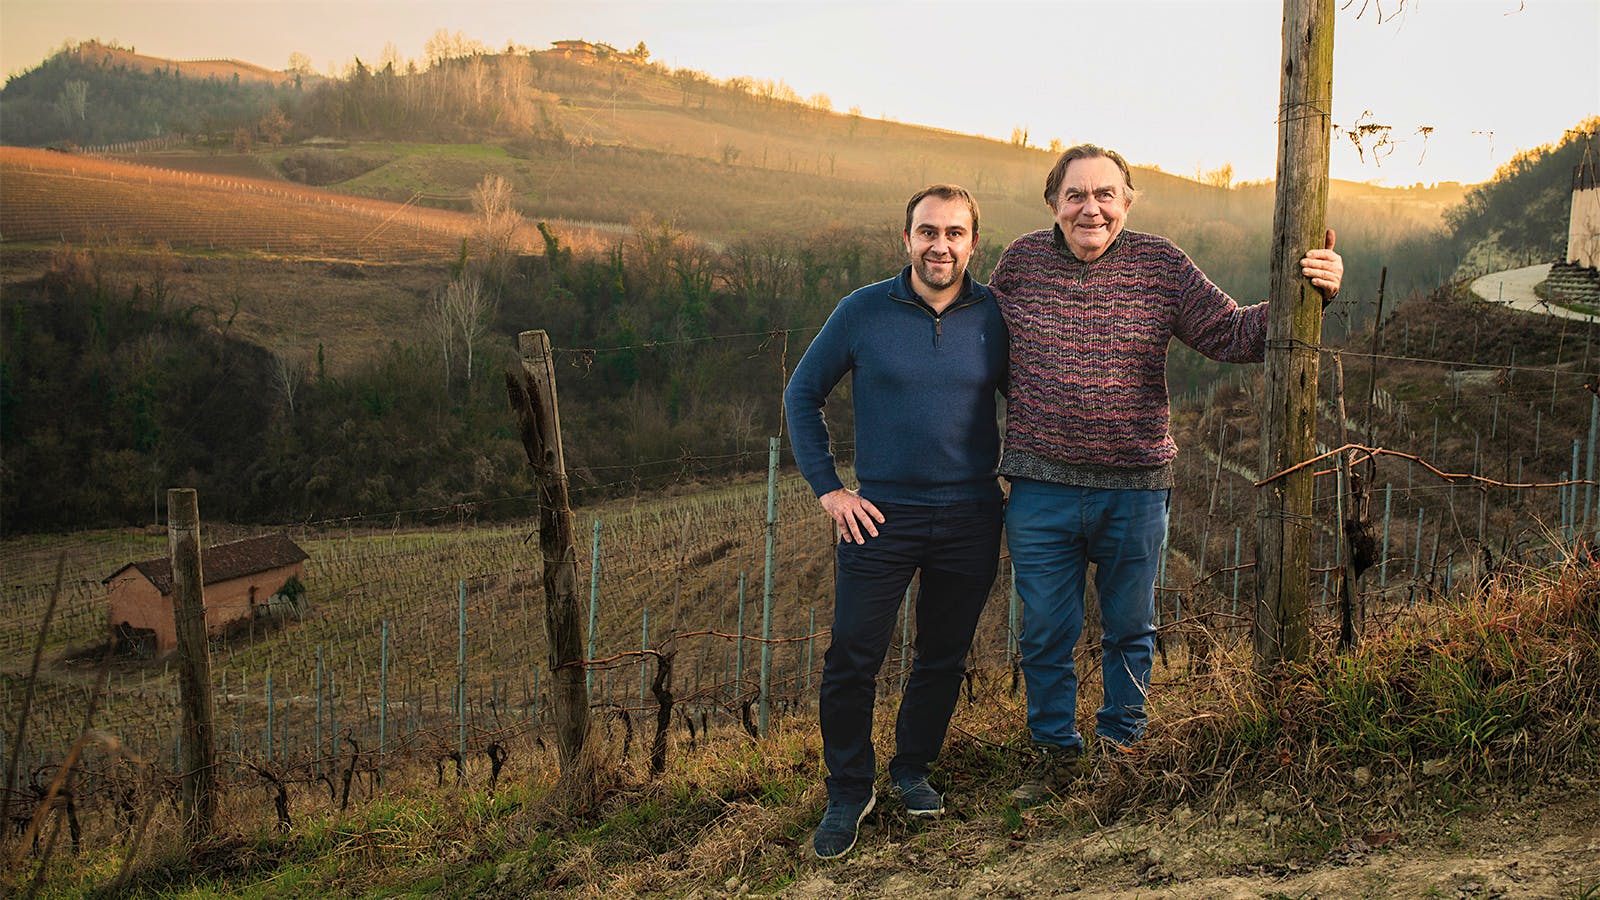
[775,777,1600,899]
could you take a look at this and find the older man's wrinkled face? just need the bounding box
[1051,156,1131,263]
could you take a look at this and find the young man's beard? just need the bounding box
[913,255,964,291]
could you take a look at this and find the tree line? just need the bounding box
[0,219,903,533]
[0,40,842,150]
[0,48,297,148]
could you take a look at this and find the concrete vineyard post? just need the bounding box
[735,573,746,694]
[1380,484,1393,590]
[1587,395,1597,542]
[899,585,911,693]
[315,647,324,774]
[379,619,388,788]
[587,519,602,700]
[265,671,274,762]
[806,608,816,695]
[760,436,778,736]
[1007,562,1020,668]
[458,579,466,775]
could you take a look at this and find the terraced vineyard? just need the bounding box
[0,147,553,263]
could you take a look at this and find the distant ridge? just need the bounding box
[66,39,291,85]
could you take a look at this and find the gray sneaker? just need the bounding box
[1011,743,1080,807]
[894,775,944,817]
[812,789,876,860]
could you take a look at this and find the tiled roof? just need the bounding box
[103,533,309,595]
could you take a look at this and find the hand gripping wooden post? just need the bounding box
[168,488,217,840]
[506,331,590,776]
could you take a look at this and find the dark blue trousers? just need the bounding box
[819,498,1003,804]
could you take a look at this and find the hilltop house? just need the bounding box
[551,39,598,58]
[104,533,309,657]
[549,40,634,63]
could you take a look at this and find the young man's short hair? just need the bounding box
[904,184,980,237]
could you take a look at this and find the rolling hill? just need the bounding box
[63,40,297,86]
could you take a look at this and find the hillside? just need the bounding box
[3,40,1589,539]
[5,42,1462,268]
[4,276,1597,894]
[63,40,294,86]
[0,146,522,262]
[0,42,297,149]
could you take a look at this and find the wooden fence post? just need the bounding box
[506,330,590,778]
[1255,0,1333,669]
[168,488,217,840]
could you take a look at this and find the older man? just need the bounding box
[992,145,1342,806]
[785,184,1008,859]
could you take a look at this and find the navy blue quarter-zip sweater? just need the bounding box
[784,266,1009,505]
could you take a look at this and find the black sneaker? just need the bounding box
[1011,743,1080,807]
[894,775,944,817]
[812,789,876,860]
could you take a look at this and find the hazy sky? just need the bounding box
[2,0,1595,186]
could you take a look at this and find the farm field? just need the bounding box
[0,147,613,265]
[1,470,857,823]
[0,147,482,263]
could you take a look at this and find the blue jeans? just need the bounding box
[1006,479,1169,750]
[819,498,1003,804]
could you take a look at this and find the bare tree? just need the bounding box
[430,273,497,393]
[1198,162,1235,189]
[471,174,523,288]
[271,351,309,416]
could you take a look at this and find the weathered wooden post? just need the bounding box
[1255,0,1333,669]
[169,488,217,840]
[506,330,589,777]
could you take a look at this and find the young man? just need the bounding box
[784,184,1008,859]
[991,144,1343,806]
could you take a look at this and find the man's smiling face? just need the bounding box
[1051,155,1130,263]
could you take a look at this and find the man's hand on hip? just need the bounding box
[820,489,885,544]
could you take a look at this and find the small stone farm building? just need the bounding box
[104,533,309,656]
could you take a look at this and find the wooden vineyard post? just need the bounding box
[506,330,590,778]
[1255,0,1333,670]
[168,488,217,840]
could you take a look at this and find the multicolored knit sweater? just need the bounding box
[990,226,1268,490]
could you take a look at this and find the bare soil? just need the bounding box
[775,778,1599,899]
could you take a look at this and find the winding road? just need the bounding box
[1469,263,1598,322]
